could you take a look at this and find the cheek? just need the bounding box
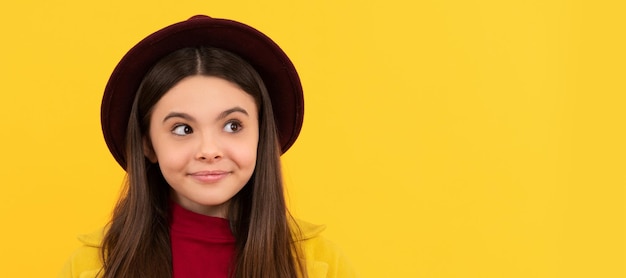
[229,136,259,170]
[162,152,187,169]
[232,144,258,169]
[153,141,192,170]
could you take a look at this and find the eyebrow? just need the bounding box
[218,107,249,120]
[163,112,195,123]
[162,107,249,123]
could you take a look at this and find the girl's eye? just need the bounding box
[224,121,242,133]
[172,124,193,136]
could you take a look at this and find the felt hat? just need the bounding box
[101,15,304,169]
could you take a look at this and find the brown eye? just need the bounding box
[172,124,193,135]
[224,121,242,133]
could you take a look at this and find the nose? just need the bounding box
[195,134,223,162]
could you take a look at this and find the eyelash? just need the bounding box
[224,120,243,133]
[170,119,244,136]
[171,124,193,136]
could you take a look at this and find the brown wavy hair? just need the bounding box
[101,47,306,278]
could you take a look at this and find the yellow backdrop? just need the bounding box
[1,1,625,277]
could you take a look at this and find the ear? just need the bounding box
[143,137,158,163]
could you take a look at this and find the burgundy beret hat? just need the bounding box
[101,15,304,169]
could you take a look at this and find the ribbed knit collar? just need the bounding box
[169,201,235,243]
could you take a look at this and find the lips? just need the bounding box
[188,170,232,183]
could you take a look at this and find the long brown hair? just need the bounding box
[101,47,306,278]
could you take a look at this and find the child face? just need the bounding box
[146,76,259,217]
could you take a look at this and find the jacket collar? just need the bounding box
[78,219,325,247]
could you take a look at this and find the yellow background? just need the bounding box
[1,0,625,277]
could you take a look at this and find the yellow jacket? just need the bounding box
[59,220,357,278]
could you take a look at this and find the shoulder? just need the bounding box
[293,219,359,278]
[59,222,357,278]
[58,228,104,278]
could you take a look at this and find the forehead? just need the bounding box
[152,75,258,117]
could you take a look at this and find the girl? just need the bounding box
[60,15,356,278]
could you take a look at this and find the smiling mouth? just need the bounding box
[188,171,232,183]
